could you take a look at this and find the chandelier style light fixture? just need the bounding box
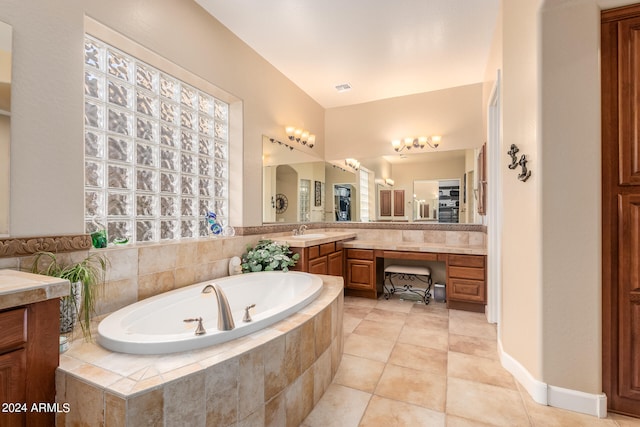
[286,126,316,148]
[391,135,441,152]
[345,158,360,170]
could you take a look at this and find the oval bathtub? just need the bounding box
[97,271,323,355]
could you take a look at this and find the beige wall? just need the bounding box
[492,0,606,397]
[500,0,544,381]
[1,0,324,234]
[539,0,602,393]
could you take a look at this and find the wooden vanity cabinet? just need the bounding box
[292,241,344,277]
[446,254,487,312]
[0,298,59,427]
[345,249,377,299]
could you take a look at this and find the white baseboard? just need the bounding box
[498,340,607,418]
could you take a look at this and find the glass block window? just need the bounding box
[84,35,229,242]
[299,179,310,222]
[359,168,370,222]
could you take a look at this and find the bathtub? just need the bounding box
[97,271,323,355]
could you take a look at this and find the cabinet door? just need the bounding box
[346,259,375,290]
[379,190,392,217]
[393,190,405,216]
[0,349,27,427]
[327,251,343,276]
[308,256,328,275]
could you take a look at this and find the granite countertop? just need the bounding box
[342,239,487,256]
[0,270,70,310]
[273,231,357,248]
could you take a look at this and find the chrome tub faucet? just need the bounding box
[201,283,235,331]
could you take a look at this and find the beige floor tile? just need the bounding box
[405,310,449,330]
[449,333,498,360]
[343,314,363,334]
[343,332,395,363]
[446,414,499,426]
[446,377,530,427]
[360,395,446,427]
[447,352,517,390]
[448,313,497,341]
[610,413,640,426]
[353,319,403,341]
[388,342,447,377]
[398,323,449,352]
[301,383,371,427]
[375,364,447,412]
[344,305,374,319]
[412,300,449,314]
[365,307,409,325]
[374,297,416,314]
[344,296,378,309]
[334,354,385,393]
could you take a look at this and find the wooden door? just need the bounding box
[393,190,405,216]
[602,5,640,416]
[379,189,392,217]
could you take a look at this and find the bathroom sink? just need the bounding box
[290,233,327,239]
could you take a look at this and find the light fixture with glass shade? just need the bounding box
[392,135,441,152]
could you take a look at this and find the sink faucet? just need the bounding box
[298,224,308,235]
[201,283,235,331]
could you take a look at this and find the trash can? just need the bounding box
[434,283,446,302]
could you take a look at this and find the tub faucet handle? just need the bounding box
[243,304,256,322]
[183,317,206,335]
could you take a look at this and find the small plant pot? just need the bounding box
[59,281,82,334]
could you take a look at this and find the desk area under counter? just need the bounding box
[341,240,487,313]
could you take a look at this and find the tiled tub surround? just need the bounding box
[56,275,344,427]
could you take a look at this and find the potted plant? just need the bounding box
[30,251,108,339]
[241,239,300,273]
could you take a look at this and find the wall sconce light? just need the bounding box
[391,135,441,152]
[286,126,315,148]
[385,178,395,186]
[269,137,294,151]
[345,158,360,171]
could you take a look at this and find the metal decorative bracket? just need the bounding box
[507,144,519,169]
[507,144,532,182]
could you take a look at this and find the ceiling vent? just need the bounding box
[335,83,352,92]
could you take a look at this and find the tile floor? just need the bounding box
[301,295,640,427]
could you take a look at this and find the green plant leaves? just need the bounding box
[241,239,299,273]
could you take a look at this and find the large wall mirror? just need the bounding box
[0,20,11,237]
[263,135,483,224]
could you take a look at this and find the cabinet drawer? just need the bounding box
[448,254,485,268]
[319,242,336,256]
[346,249,374,260]
[448,278,486,303]
[449,266,485,281]
[0,308,27,351]
[308,245,320,259]
[309,256,328,275]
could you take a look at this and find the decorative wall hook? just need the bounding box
[507,144,532,182]
[518,154,531,182]
[507,144,519,169]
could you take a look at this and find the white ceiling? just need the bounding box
[195,0,500,109]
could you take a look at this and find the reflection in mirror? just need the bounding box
[263,133,483,224]
[0,20,11,236]
[262,135,326,223]
[367,149,480,224]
